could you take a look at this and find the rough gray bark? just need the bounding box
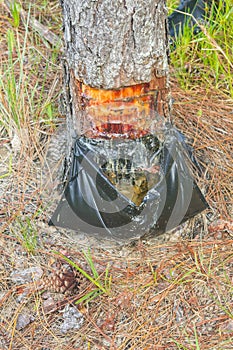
[61,0,168,89]
[60,0,169,159]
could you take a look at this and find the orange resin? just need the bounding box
[74,76,167,138]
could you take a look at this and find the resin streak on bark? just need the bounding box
[61,0,168,89]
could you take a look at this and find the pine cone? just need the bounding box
[40,264,85,295]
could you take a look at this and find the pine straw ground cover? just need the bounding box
[0,1,233,349]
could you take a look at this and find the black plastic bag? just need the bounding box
[168,0,211,39]
[49,124,208,240]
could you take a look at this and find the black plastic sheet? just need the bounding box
[49,124,208,240]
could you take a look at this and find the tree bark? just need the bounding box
[60,0,170,158]
[49,1,208,238]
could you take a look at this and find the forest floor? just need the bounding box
[0,1,233,349]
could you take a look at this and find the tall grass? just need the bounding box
[168,0,233,97]
[0,2,61,153]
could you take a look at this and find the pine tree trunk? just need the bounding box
[60,0,170,157]
[50,0,208,239]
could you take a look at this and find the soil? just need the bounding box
[1,81,233,349]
